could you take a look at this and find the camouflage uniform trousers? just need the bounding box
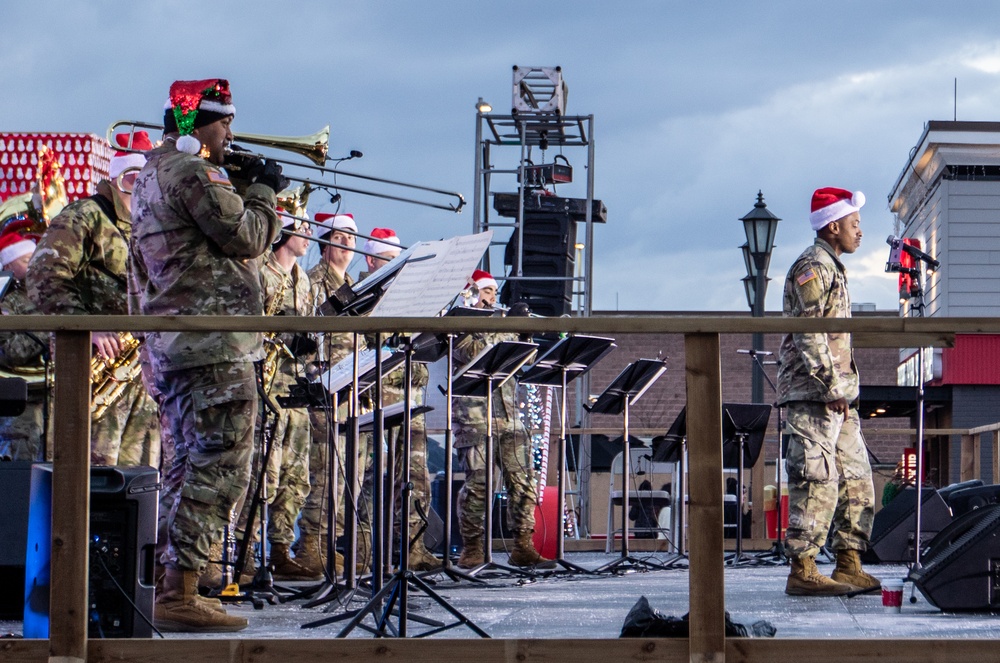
[155,361,258,572]
[297,408,362,541]
[457,429,538,540]
[0,393,47,461]
[91,379,161,468]
[783,402,874,559]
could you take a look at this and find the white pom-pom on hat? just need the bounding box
[176,134,202,155]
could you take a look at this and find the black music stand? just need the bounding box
[520,335,616,574]
[652,408,689,568]
[720,404,770,566]
[452,339,539,578]
[587,359,671,574]
[314,336,489,638]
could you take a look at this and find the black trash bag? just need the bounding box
[620,596,776,638]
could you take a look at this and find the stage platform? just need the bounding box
[3,553,999,641]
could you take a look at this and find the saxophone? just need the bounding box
[91,332,143,418]
[260,267,294,394]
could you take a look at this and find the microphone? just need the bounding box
[349,150,363,159]
[737,349,773,356]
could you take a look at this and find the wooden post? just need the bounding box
[49,331,91,663]
[685,333,725,663]
[960,434,980,482]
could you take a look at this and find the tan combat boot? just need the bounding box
[158,563,225,614]
[508,530,556,570]
[153,568,248,632]
[295,534,344,577]
[831,549,881,590]
[407,538,442,572]
[456,535,484,569]
[197,542,224,590]
[785,555,855,596]
[271,542,323,581]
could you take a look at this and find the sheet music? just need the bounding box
[318,347,389,395]
[369,231,493,317]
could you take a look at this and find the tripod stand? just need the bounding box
[452,339,540,579]
[521,334,616,574]
[309,335,489,637]
[589,359,671,574]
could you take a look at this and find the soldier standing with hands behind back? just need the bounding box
[778,187,880,597]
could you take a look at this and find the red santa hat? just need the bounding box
[363,227,401,256]
[810,187,865,231]
[0,233,36,267]
[163,79,236,155]
[314,212,357,235]
[470,269,497,291]
[109,131,153,180]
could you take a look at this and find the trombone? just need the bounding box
[106,121,466,213]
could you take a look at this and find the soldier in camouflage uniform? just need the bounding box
[453,270,553,570]
[234,214,318,582]
[0,234,49,461]
[129,78,285,632]
[295,212,361,577]
[357,228,439,571]
[26,131,160,468]
[778,187,879,596]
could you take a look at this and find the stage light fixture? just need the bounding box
[476,97,492,113]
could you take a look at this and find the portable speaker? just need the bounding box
[910,504,1000,611]
[24,464,159,638]
[867,487,952,563]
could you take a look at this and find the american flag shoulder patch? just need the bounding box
[797,269,817,286]
[206,169,232,186]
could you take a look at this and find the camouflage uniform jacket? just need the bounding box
[452,331,524,444]
[261,251,312,382]
[129,142,281,373]
[27,180,130,316]
[0,280,47,390]
[777,237,859,405]
[307,261,355,366]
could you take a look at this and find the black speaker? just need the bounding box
[24,464,159,638]
[910,504,1000,611]
[0,461,32,619]
[867,487,952,563]
[947,484,1000,517]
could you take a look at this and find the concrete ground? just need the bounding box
[5,553,998,641]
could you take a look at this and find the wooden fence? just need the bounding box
[0,313,995,663]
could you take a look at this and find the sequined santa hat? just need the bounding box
[809,187,865,231]
[163,79,236,155]
[362,227,401,256]
[109,131,153,179]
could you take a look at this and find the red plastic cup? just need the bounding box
[882,579,904,613]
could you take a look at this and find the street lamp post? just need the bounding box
[740,191,781,404]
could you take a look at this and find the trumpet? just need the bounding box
[107,121,466,213]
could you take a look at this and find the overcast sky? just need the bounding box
[4,1,1000,312]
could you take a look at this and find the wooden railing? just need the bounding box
[0,313,996,663]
